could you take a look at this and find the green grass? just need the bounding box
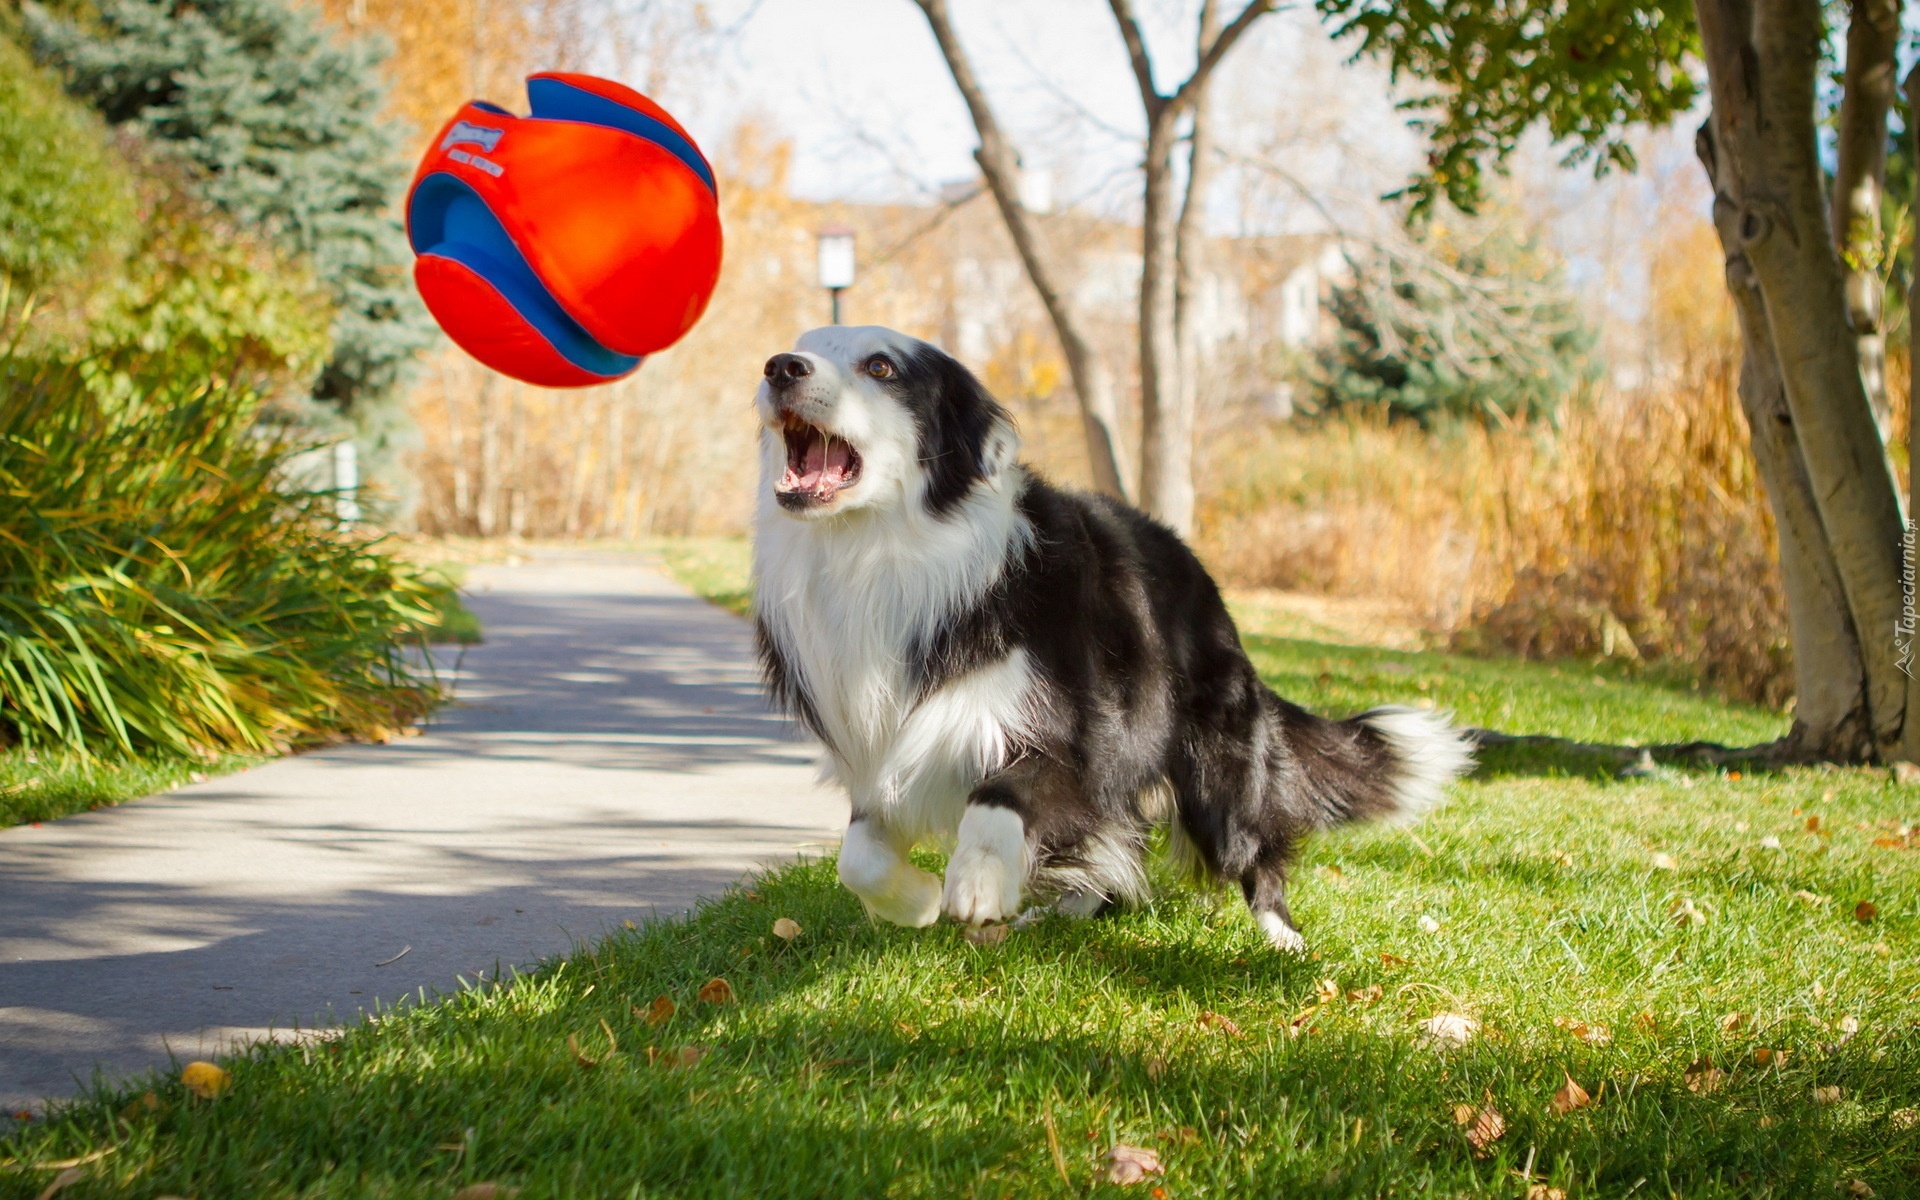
[4,539,1916,1199]
[0,746,260,827]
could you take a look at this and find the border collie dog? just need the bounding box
[752,326,1473,950]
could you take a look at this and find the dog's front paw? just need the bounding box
[942,844,1023,925]
[860,865,943,927]
[1256,911,1307,953]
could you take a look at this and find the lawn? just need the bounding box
[2,541,1915,1199]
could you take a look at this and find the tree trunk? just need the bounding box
[1172,0,1223,536]
[912,0,1133,502]
[1692,0,1910,756]
[1901,62,1920,764]
[1137,104,1191,533]
[1700,124,1874,759]
[1832,0,1899,438]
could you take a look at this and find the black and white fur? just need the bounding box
[751,326,1473,950]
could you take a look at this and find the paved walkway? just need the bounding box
[0,553,845,1109]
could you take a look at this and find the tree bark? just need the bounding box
[1109,0,1273,535]
[1831,0,1899,437]
[1693,0,1911,755]
[913,0,1133,502]
[1700,124,1874,759]
[1173,0,1223,499]
[1900,62,1920,764]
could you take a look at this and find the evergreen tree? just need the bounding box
[1315,214,1596,425]
[26,0,434,436]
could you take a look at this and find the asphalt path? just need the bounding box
[0,552,846,1109]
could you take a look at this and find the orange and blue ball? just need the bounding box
[406,73,722,388]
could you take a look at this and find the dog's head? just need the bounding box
[755,326,1018,521]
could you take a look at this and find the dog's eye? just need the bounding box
[864,355,895,379]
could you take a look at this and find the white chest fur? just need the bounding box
[754,487,1034,845]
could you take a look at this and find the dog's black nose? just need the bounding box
[764,353,813,387]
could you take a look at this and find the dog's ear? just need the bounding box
[907,343,1019,514]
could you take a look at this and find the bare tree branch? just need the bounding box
[912,0,1133,501]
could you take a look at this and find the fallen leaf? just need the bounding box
[1855,901,1878,923]
[1814,1085,1844,1104]
[450,1186,518,1200]
[1553,1016,1613,1045]
[1871,941,1892,956]
[1346,984,1383,1006]
[1843,1180,1874,1198]
[1839,1015,1861,1039]
[1526,1187,1567,1200]
[1197,1011,1244,1038]
[33,1167,82,1200]
[1727,770,1742,781]
[1794,889,1830,907]
[1635,1010,1658,1033]
[645,1046,705,1068]
[1721,1012,1749,1034]
[1652,852,1678,870]
[1549,849,1573,867]
[639,995,675,1026]
[771,917,802,940]
[963,924,1008,946]
[1466,1106,1506,1155]
[1758,1115,1776,1128]
[1104,1143,1164,1185]
[119,1091,164,1122]
[1451,1102,1476,1126]
[1380,952,1409,968]
[1890,1107,1919,1130]
[567,1020,617,1068]
[1754,1047,1788,1067]
[1669,897,1706,926]
[1156,1125,1200,1147]
[698,977,735,1005]
[1418,914,1442,934]
[180,1061,230,1099]
[1684,1057,1725,1094]
[1873,835,1909,849]
[1315,978,1341,1004]
[1551,1072,1593,1115]
[1420,1013,1479,1046]
[1143,1054,1168,1079]
[1286,1005,1321,1036]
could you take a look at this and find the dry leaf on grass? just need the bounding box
[1525,1187,1567,1200]
[1855,901,1878,923]
[1754,1047,1788,1067]
[645,1046,705,1068]
[1315,978,1341,1004]
[450,1185,518,1200]
[1635,1010,1658,1033]
[180,1061,230,1099]
[1843,1180,1875,1198]
[1550,1073,1593,1115]
[1684,1058,1726,1094]
[1157,1125,1201,1147]
[698,977,735,1005]
[963,924,1009,946]
[1420,1013,1479,1047]
[1347,984,1384,1006]
[1793,889,1829,907]
[567,1020,617,1068]
[1651,852,1678,870]
[1196,1011,1244,1037]
[1890,1108,1920,1130]
[1669,897,1706,926]
[1379,952,1409,968]
[1143,1054,1168,1080]
[1464,1106,1505,1155]
[33,1167,82,1200]
[1553,1017,1612,1045]
[1814,1085,1844,1104]
[119,1092,164,1122]
[638,995,675,1026]
[771,918,802,940]
[1720,1012,1749,1034]
[1104,1143,1164,1185]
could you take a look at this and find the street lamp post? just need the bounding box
[816,225,856,324]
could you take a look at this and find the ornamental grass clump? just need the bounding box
[0,351,443,757]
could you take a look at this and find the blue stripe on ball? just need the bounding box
[408,172,641,380]
[525,76,717,196]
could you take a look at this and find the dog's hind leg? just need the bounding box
[1241,856,1307,953]
[839,816,942,927]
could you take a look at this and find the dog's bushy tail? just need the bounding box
[1279,701,1476,830]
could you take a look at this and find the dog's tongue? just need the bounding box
[820,436,853,489]
[798,431,827,489]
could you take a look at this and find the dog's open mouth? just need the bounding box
[775,412,862,506]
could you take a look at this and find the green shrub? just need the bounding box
[0,350,444,757]
[0,35,136,293]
